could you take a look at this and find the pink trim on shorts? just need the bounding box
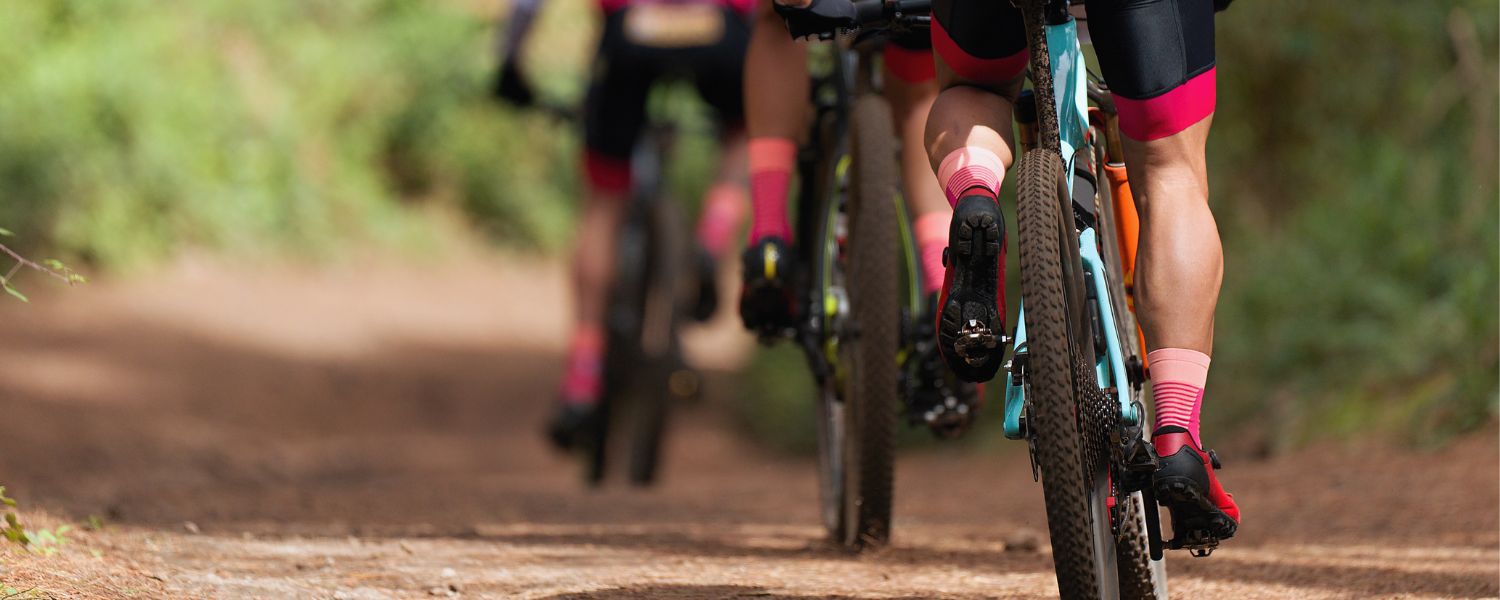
[937,147,1004,207]
[1113,67,1216,142]
[883,45,936,84]
[931,18,1028,85]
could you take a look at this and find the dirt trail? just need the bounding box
[0,253,1494,599]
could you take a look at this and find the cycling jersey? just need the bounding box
[598,0,755,17]
[932,0,1216,141]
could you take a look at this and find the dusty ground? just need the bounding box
[0,253,1495,599]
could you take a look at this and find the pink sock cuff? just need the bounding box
[1147,348,1211,388]
[913,212,951,294]
[937,147,1003,206]
[697,183,746,257]
[569,327,605,356]
[748,138,797,174]
[913,211,950,246]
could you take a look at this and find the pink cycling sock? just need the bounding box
[937,147,1004,207]
[913,211,950,295]
[696,182,746,259]
[747,138,796,244]
[1149,348,1211,446]
[559,326,605,406]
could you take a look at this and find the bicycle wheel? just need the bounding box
[837,94,901,549]
[1016,148,1117,599]
[1093,149,1167,600]
[593,202,653,485]
[626,194,688,486]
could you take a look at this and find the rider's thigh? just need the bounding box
[690,8,750,129]
[582,11,659,165]
[1086,0,1216,144]
[930,0,1026,97]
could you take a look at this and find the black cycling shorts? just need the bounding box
[932,0,1217,141]
[584,5,749,192]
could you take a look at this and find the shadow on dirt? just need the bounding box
[536,584,1038,600]
[0,310,746,530]
[1177,555,1500,599]
[469,528,1052,574]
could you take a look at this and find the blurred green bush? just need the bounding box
[0,0,590,268]
[1209,0,1498,448]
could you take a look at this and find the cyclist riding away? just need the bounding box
[775,0,1240,546]
[496,0,753,448]
[737,0,982,435]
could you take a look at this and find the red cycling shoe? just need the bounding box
[935,194,1008,383]
[1152,425,1239,554]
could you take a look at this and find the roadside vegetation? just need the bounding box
[0,0,1494,450]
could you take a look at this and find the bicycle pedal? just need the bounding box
[1119,434,1159,493]
[1168,529,1220,557]
[921,396,974,439]
[953,319,998,366]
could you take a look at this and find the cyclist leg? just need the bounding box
[551,13,658,447]
[883,32,947,298]
[885,33,982,435]
[1088,0,1237,540]
[922,0,1026,382]
[689,7,754,320]
[738,0,807,333]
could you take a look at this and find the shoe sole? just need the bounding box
[939,197,1005,383]
[740,283,794,338]
[1155,475,1239,543]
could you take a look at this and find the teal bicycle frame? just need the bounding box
[1002,15,1141,439]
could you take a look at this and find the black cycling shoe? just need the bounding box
[689,246,719,323]
[908,293,983,439]
[936,195,1008,383]
[739,237,797,339]
[546,403,602,452]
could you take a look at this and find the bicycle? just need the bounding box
[752,0,947,550]
[816,0,1183,595]
[997,1,1171,596]
[528,93,710,488]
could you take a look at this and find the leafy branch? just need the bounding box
[0,228,85,302]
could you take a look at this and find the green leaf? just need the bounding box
[42,259,63,270]
[0,227,12,237]
[3,283,27,303]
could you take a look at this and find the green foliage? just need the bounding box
[0,0,585,269]
[0,487,27,547]
[0,230,85,302]
[0,487,77,558]
[1208,0,1500,447]
[733,344,820,454]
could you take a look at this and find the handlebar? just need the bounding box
[856,0,930,25]
[816,0,931,39]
